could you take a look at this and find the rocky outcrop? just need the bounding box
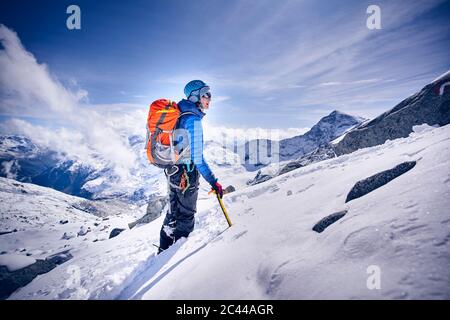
[335,73,450,156]
[312,210,348,233]
[0,250,72,300]
[279,144,336,176]
[109,228,126,239]
[345,161,417,203]
[128,196,168,229]
[246,170,274,186]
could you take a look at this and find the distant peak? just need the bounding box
[325,110,353,119]
[313,110,366,129]
[330,110,344,116]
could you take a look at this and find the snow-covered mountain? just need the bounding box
[279,110,365,160]
[240,110,365,171]
[5,123,449,299]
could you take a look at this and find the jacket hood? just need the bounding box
[177,99,205,119]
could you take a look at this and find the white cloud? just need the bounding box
[319,82,342,87]
[212,95,230,103]
[1,160,19,179]
[319,79,382,87]
[0,24,137,180]
[0,25,84,116]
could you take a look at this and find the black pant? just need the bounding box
[159,164,200,252]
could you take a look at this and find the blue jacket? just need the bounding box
[175,99,217,186]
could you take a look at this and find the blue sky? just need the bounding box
[1,0,450,129]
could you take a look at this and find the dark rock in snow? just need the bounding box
[279,143,337,176]
[0,230,15,236]
[77,226,91,236]
[345,161,417,203]
[59,219,68,225]
[0,250,72,300]
[61,232,75,240]
[313,210,348,233]
[109,228,126,239]
[246,170,273,186]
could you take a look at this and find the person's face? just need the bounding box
[200,95,211,109]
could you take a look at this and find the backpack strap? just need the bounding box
[175,111,196,131]
[179,111,195,119]
[155,101,172,134]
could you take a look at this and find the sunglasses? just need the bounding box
[191,86,212,100]
[202,91,212,99]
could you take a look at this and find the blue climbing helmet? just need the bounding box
[184,80,211,103]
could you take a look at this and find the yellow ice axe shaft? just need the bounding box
[209,190,232,227]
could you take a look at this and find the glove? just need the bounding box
[211,181,223,198]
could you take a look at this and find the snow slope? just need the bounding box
[0,177,140,263]
[7,124,450,300]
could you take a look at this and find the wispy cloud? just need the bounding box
[193,0,449,123]
[0,24,139,179]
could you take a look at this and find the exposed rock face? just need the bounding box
[312,210,348,233]
[128,196,168,229]
[279,144,336,176]
[0,250,72,300]
[334,74,450,156]
[278,110,364,161]
[246,170,274,186]
[345,161,417,203]
[109,228,126,239]
[247,143,337,186]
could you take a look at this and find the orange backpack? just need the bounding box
[145,99,191,168]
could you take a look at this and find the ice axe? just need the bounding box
[208,189,232,227]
